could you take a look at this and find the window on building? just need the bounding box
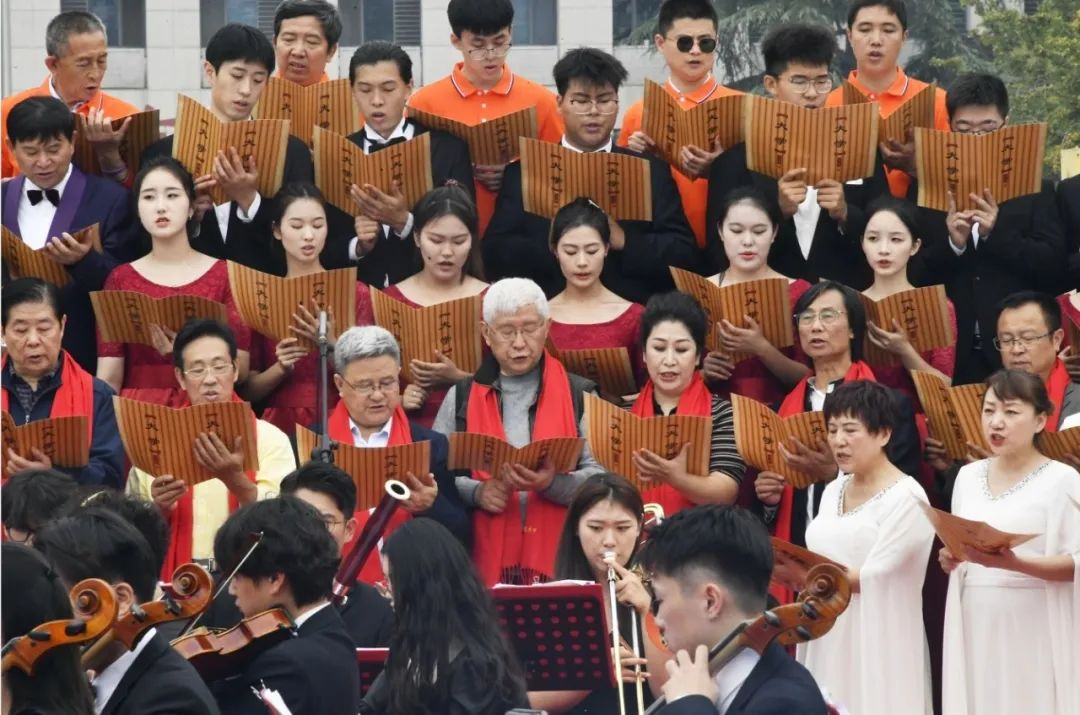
[613,0,662,45]
[60,0,146,47]
[200,0,274,47]
[339,0,421,47]
[511,0,556,45]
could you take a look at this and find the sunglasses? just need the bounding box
[669,35,718,54]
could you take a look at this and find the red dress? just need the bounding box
[711,279,812,404]
[549,302,646,388]
[98,260,251,408]
[254,282,375,437]
[870,299,958,410]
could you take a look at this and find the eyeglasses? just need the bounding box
[667,35,718,53]
[183,361,235,380]
[465,43,512,60]
[319,514,345,528]
[490,322,545,342]
[342,377,400,395]
[796,309,846,326]
[953,120,1005,135]
[566,97,620,115]
[784,75,834,94]
[993,333,1051,351]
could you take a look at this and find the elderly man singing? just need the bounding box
[434,277,604,585]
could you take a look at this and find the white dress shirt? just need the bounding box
[349,415,394,448]
[561,135,614,154]
[292,600,333,629]
[715,648,761,713]
[92,626,157,714]
[348,117,417,263]
[793,188,822,260]
[213,191,261,242]
[18,164,73,249]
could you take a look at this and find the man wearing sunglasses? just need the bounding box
[619,0,741,250]
[407,0,563,236]
[484,48,705,304]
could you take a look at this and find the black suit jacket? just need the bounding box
[705,143,889,290]
[0,166,137,372]
[322,120,475,287]
[914,179,1066,381]
[658,643,827,715]
[141,133,314,274]
[99,632,219,715]
[213,604,359,715]
[1056,175,1080,292]
[483,145,706,303]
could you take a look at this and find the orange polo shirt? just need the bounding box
[1,77,140,178]
[618,76,742,248]
[408,63,564,235]
[826,67,949,198]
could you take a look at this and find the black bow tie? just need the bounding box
[366,134,408,151]
[27,188,60,207]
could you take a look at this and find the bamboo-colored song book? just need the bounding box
[909,371,988,460]
[842,80,936,144]
[743,95,879,185]
[90,291,229,347]
[113,397,259,486]
[1040,427,1080,463]
[669,268,794,359]
[406,105,537,165]
[172,95,289,206]
[547,344,637,398]
[2,224,102,287]
[770,537,843,590]
[72,109,161,176]
[1,413,89,468]
[859,285,953,367]
[227,262,357,350]
[312,126,433,215]
[447,433,584,477]
[519,137,653,221]
[253,77,361,147]
[641,79,744,172]
[730,394,829,489]
[914,123,1047,212]
[1062,147,1080,180]
[914,499,1037,561]
[295,425,431,511]
[369,288,483,378]
[584,393,710,492]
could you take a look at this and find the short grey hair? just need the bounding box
[482,278,549,323]
[334,325,400,373]
[46,12,107,57]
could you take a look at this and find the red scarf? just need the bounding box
[327,401,414,583]
[2,351,95,442]
[1045,359,1070,432]
[630,372,712,515]
[467,353,578,586]
[162,394,257,580]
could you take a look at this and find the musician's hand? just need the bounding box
[815,179,848,225]
[679,138,724,179]
[938,546,962,574]
[968,189,998,238]
[194,433,246,482]
[289,303,336,349]
[717,316,768,357]
[352,214,381,257]
[401,471,438,514]
[274,337,308,372]
[5,448,52,476]
[476,477,511,514]
[604,556,652,616]
[702,350,735,385]
[150,473,187,511]
[866,318,917,359]
[754,470,786,506]
[879,129,916,176]
[410,350,466,389]
[193,175,217,223]
[401,383,427,411]
[662,645,718,703]
[965,441,991,464]
[502,456,557,492]
[148,324,177,357]
[632,443,690,485]
[473,163,506,194]
[779,438,836,482]
[213,147,258,213]
[777,168,808,220]
[607,216,626,251]
[351,182,410,235]
[946,191,974,250]
[924,437,952,474]
[43,231,93,265]
[625,130,655,155]
[614,641,649,685]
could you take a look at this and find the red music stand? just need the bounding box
[491,582,616,692]
[356,648,388,696]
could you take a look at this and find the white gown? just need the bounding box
[942,459,1080,715]
[799,474,933,715]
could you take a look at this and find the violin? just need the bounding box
[81,563,214,664]
[170,608,296,683]
[1,579,118,675]
[642,562,851,714]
